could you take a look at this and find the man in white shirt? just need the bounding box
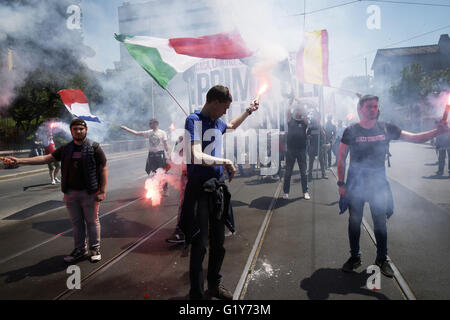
[121,118,170,194]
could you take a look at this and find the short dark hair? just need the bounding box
[206,85,232,103]
[149,118,159,124]
[70,118,87,129]
[358,95,378,108]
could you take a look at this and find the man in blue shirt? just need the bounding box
[183,85,259,300]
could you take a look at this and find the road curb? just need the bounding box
[0,168,48,181]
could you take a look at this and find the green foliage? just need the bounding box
[8,69,62,135]
[7,65,104,138]
[390,64,450,105]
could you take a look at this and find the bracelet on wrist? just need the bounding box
[246,107,253,115]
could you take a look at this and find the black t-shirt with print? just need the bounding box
[341,122,402,168]
[287,118,308,150]
[52,143,107,190]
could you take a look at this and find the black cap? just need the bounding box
[70,118,87,129]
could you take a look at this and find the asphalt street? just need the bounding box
[0,141,448,300]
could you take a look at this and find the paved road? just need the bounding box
[0,141,448,300]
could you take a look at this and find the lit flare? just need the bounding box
[443,94,450,121]
[0,156,14,165]
[256,82,269,100]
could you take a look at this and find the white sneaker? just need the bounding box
[55,177,60,183]
[304,192,311,200]
[90,248,101,263]
[282,193,289,199]
[51,179,56,185]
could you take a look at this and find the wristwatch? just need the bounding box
[246,107,253,115]
[337,181,345,187]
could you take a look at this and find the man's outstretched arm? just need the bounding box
[400,120,449,143]
[5,154,55,165]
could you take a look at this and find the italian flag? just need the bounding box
[115,32,253,88]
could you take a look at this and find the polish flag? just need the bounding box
[57,89,101,123]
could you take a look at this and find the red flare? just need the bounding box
[346,114,354,121]
[145,188,153,199]
[443,94,450,121]
[256,82,269,100]
[0,156,15,165]
[169,123,176,131]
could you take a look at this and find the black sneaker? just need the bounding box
[342,256,362,272]
[375,259,394,278]
[90,247,101,263]
[166,232,185,244]
[207,284,233,300]
[64,248,88,263]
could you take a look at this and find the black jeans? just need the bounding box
[189,192,226,299]
[283,149,308,194]
[308,148,326,176]
[438,148,450,173]
[327,143,333,167]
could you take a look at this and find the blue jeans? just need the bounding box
[64,189,101,251]
[348,192,388,262]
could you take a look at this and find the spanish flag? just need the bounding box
[296,30,330,86]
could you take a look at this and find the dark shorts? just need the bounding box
[145,151,166,174]
[48,161,60,170]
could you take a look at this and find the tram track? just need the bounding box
[53,214,178,300]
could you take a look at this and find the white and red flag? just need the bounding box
[57,89,101,123]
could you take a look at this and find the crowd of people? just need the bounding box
[3,86,449,300]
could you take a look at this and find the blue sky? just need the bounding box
[80,0,450,86]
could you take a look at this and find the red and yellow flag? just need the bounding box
[296,30,330,86]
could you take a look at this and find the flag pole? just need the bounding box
[164,87,188,116]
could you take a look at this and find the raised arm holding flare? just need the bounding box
[121,118,170,194]
[181,85,258,300]
[337,95,448,278]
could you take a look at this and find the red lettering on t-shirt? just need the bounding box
[355,135,385,143]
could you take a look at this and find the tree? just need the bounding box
[390,64,427,105]
[7,65,104,138]
[8,69,62,136]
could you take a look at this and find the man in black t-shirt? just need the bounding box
[282,104,310,200]
[6,119,108,264]
[337,95,449,277]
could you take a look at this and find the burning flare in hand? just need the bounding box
[444,94,450,121]
[256,82,269,100]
